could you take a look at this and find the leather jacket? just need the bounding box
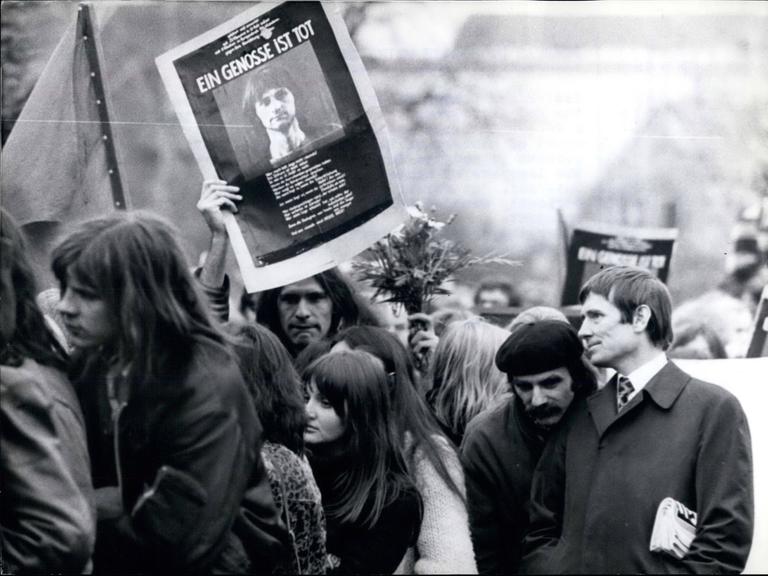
[72,337,284,573]
[1,359,95,573]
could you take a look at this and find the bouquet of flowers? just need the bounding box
[352,202,517,315]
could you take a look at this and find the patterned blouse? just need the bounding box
[261,441,328,574]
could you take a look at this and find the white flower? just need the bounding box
[406,202,428,220]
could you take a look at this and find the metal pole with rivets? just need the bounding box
[78,2,131,211]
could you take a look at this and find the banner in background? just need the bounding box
[156,1,405,292]
[561,222,677,305]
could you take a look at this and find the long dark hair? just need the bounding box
[51,212,225,397]
[330,325,464,500]
[228,322,307,455]
[255,268,379,354]
[304,350,417,529]
[0,208,68,369]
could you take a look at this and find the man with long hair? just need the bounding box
[522,266,753,573]
[460,319,596,574]
[52,211,282,573]
[243,64,308,166]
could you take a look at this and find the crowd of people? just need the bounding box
[0,178,762,574]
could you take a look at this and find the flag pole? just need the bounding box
[78,2,131,211]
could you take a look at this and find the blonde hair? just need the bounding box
[429,319,511,439]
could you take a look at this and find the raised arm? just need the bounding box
[196,179,241,289]
[195,180,241,322]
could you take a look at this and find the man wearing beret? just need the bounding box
[460,318,597,574]
[522,266,754,574]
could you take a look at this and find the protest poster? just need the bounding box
[156,2,406,292]
[561,222,678,305]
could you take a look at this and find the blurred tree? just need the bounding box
[1,3,33,144]
[1,2,72,144]
[342,3,373,44]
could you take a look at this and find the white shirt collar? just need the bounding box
[623,352,668,401]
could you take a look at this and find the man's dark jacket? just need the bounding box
[460,398,547,574]
[73,338,286,573]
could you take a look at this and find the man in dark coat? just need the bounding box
[460,319,597,574]
[522,266,754,574]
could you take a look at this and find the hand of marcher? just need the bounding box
[408,313,439,373]
[408,313,439,357]
[196,179,241,234]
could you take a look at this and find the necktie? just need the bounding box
[617,375,635,411]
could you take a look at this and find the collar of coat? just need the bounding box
[587,361,691,439]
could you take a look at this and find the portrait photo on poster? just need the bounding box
[214,41,345,178]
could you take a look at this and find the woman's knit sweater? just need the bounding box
[405,435,478,574]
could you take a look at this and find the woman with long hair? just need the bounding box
[229,322,327,574]
[229,322,308,455]
[1,208,94,573]
[51,211,268,573]
[328,326,478,574]
[428,319,511,446]
[303,350,422,574]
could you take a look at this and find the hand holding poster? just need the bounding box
[156,2,406,292]
[561,222,678,305]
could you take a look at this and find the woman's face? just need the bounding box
[56,271,115,350]
[304,379,345,445]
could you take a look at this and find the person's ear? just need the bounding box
[632,305,651,332]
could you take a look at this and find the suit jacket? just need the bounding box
[521,361,754,574]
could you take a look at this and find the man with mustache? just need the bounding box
[460,319,597,574]
[522,266,754,574]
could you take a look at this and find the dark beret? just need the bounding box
[495,319,583,376]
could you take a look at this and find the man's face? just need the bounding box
[513,367,575,430]
[278,278,333,349]
[255,87,296,131]
[56,273,116,350]
[477,288,510,309]
[578,292,639,369]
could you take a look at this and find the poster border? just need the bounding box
[156,1,407,292]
